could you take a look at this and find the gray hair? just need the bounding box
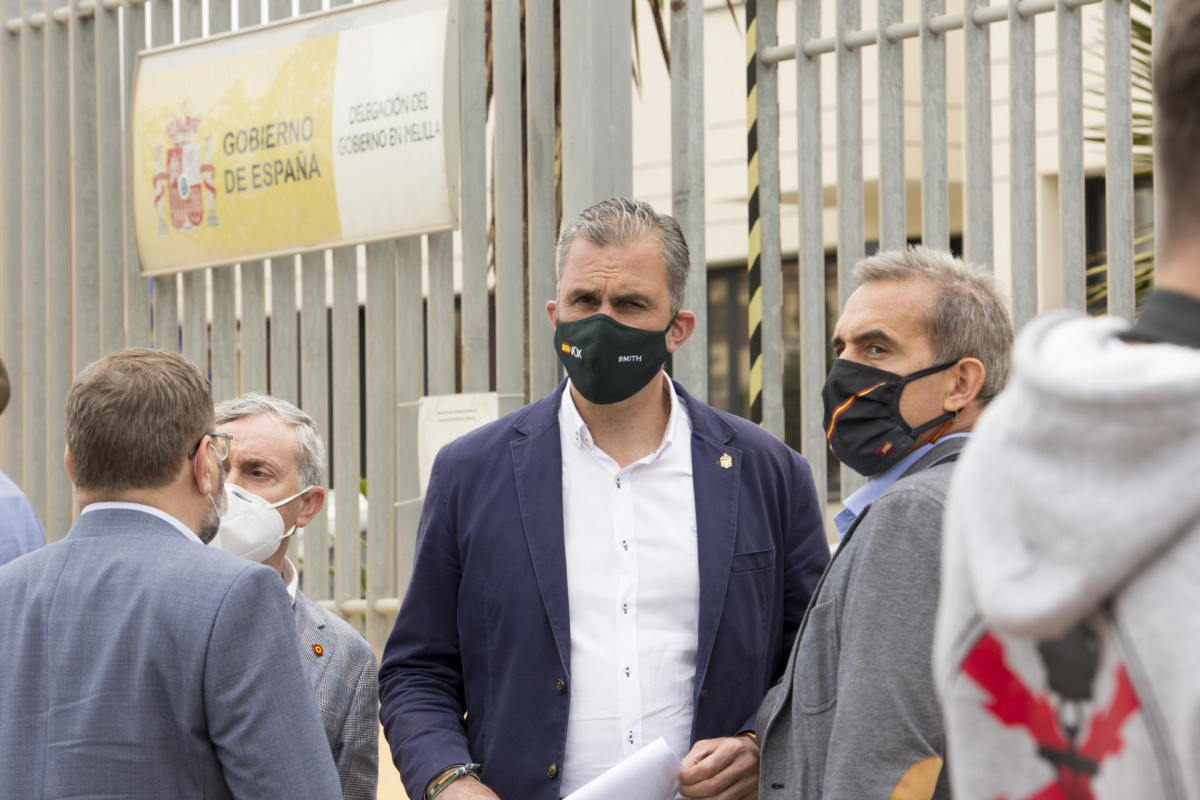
[555,198,691,314]
[214,393,326,489]
[852,246,1014,403]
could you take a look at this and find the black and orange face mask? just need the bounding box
[821,358,958,477]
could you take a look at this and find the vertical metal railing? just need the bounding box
[1009,0,1038,328]
[43,0,71,539]
[757,0,1139,509]
[671,0,708,400]
[0,0,1150,641]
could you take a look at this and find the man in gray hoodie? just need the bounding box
[757,246,1013,799]
[934,3,1200,796]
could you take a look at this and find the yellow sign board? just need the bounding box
[131,0,458,277]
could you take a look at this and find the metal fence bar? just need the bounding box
[560,1,632,222]
[178,0,205,371]
[295,0,324,600]
[1152,0,1165,270]
[921,0,949,250]
[525,0,557,401]
[268,263,298,403]
[838,0,866,499]
[95,0,121,355]
[44,0,71,538]
[1058,0,1086,310]
[264,0,297,405]
[458,0,487,393]
[72,0,99,364]
[21,0,46,521]
[796,0,827,512]
[757,0,783,438]
[331,243,361,622]
[298,250,328,599]
[1009,0,1038,327]
[1105,0,1134,318]
[878,0,905,250]
[236,0,266,392]
[670,0,707,401]
[964,0,994,267]
[122,0,149,348]
[493,0,523,416]
[365,239,396,647]
[427,232,456,396]
[328,0,357,620]
[0,0,19,484]
[394,236,422,607]
[206,0,235,402]
[150,0,176,351]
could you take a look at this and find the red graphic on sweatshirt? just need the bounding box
[962,631,1141,800]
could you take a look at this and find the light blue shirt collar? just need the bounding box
[833,433,971,539]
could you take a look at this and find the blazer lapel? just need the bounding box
[510,386,571,676]
[294,592,331,690]
[678,383,741,694]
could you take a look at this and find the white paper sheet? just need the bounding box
[563,737,683,800]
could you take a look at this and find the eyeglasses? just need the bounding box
[188,432,233,462]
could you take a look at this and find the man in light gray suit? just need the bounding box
[0,348,342,800]
[214,393,379,799]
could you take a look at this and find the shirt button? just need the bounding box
[547,762,559,779]
[555,678,566,695]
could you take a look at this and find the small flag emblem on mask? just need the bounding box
[561,342,572,354]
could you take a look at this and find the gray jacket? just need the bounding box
[0,507,342,799]
[757,438,963,800]
[294,588,379,800]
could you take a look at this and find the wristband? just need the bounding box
[427,763,482,800]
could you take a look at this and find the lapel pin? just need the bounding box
[312,643,324,657]
[719,453,733,470]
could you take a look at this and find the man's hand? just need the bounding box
[677,735,760,800]
[436,777,501,800]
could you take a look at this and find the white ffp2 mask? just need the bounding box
[209,483,311,563]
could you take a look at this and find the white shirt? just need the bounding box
[282,556,299,604]
[80,501,203,545]
[558,377,700,795]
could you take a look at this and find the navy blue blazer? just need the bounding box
[379,380,830,800]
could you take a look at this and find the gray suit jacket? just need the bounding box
[757,438,966,800]
[0,507,343,799]
[293,588,379,800]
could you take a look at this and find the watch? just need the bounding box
[426,763,482,799]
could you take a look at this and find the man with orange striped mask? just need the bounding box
[756,245,1013,800]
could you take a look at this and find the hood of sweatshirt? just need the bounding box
[950,311,1200,639]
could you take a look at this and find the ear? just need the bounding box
[193,437,219,496]
[943,357,986,412]
[294,486,326,529]
[545,300,557,327]
[666,311,696,354]
[64,446,75,486]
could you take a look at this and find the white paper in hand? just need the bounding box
[563,737,683,800]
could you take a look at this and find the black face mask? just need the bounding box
[554,313,675,405]
[821,358,958,477]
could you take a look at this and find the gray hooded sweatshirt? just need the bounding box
[934,310,1200,800]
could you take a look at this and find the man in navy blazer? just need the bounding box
[0,348,342,799]
[380,199,830,800]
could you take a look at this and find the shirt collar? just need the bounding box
[833,433,972,539]
[558,374,685,460]
[80,501,203,545]
[282,557,299,604]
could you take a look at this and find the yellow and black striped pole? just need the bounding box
[746,0,763,425]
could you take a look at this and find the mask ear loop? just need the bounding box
[929,409,959,444]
